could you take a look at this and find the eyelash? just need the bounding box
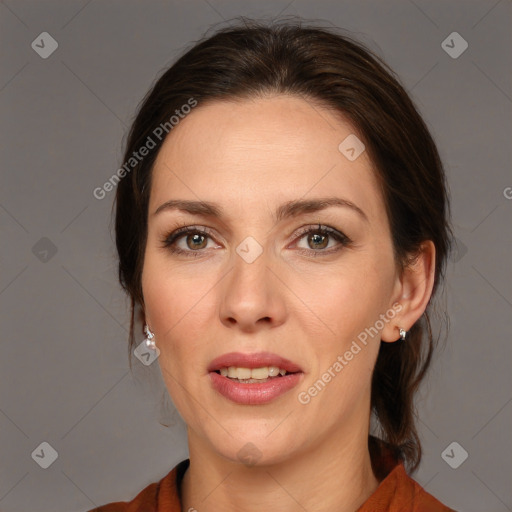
[160,224,352,259]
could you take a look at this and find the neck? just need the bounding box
[181,423,380,512]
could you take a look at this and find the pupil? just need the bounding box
[310,233,327,249]
[189,234,206,249]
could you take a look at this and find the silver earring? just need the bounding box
[399,327,407,341]
[144,324,156,350]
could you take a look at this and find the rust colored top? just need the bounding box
[89,437,457,512]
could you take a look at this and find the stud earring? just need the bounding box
[144,324,156,350]
[399,327,407,341]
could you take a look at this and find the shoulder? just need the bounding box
[360,463,459,512]
[365,436,459,512]
[402,466,458,511]
[86,459,189,512]
[86,481,160,512]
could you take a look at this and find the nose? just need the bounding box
[219,247,287,332]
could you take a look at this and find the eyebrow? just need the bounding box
[153,196,368,223]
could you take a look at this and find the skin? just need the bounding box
[141,94,435,512]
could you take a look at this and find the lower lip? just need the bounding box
[209,371,303,405]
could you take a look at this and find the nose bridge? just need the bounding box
[219,237,286,329]
[229,239,272,302]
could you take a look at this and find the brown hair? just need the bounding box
[113,17,453,473]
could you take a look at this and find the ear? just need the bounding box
[381,240,436,343]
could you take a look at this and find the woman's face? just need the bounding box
[142,95,403,464]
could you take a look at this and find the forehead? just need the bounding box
[149,95,383,222]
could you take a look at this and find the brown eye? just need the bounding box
[293,225,351,256]
[307,232,329,250]
[161,226,219,258]
[185,232,208,250]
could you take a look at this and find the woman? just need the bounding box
[91,18,457,512]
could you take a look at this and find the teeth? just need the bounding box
[251,367,269,379]
[268,366,280,377]
[236,367,252,379]
[219,366,287,379]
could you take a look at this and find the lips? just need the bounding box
[207,351,304,405]
[209,371,303,405]
[207,351,303,373]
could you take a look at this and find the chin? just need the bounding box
[207,428,302,468]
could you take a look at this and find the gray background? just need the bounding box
[0,1,511,511]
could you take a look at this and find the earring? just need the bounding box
[399,327,407,341]
[144,324,156,350]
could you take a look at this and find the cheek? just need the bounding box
[296,268,387,411]
[294,257,391,345]
[143,249,210,330]
[141,257,211,416]
[141,253,217,371]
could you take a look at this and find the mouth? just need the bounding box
[213,365,297,383]
[207,352,304,405]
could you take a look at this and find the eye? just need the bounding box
[292,224,352,256]
[160,226,220,257]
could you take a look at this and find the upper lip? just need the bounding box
[208,351,303,373]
